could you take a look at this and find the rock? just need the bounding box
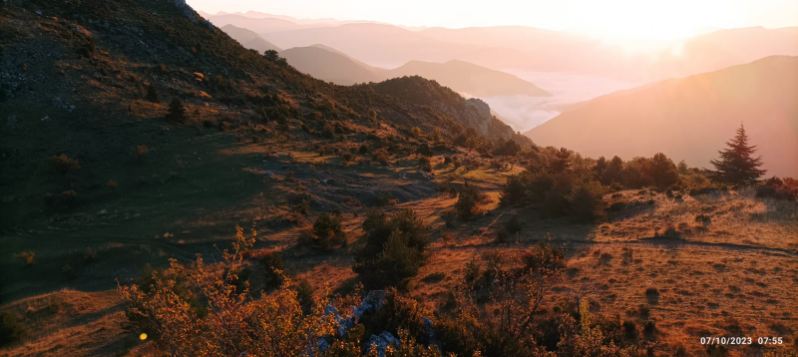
[366,331,400,357]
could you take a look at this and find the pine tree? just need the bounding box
[711,124,765,185]
[166,98,187,123]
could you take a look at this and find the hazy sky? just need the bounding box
[187,0,798,43]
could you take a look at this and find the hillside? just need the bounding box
[1,2,797,356]
[387,60,550,97]
[221,24,281,52]
[280,45,383,84]
[527,56,798,177]
[0,0,522,301]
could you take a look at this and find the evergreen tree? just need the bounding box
[145,84,159,103]
[166,98,187,123]
[711,124,765,185]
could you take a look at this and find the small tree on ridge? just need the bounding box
[711,124,765,185]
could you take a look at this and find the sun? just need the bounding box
[552,0,731,51]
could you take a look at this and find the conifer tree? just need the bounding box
[711,124,765,184]
[166,98,187,123]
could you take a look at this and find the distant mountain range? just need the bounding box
[206,12,798,81]
[280,45,382,85]
[387,60,550,97]
[526,56,798,177]
[221,24,281,53]
[275,44,549,97]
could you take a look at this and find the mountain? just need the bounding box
[651,27,798,79]
[222,17,798,81]
[276,44,549,96]
[265,23,470,68]
[526,56,798,177]
[387,60,550,97]
[280,45,383,84]
[205,13,310,34]
[221,24,281,52]
[0,0,525,301]
[264,23,628,75]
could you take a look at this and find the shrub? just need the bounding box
[756,177,798,201]
[643,320,657,340]
[455,186,480,220]
[622,320,639,342]
[372,148,390,166]
[295,279,314,314]
[16,250,35,266]
[263,49,286,64]
[596,154,681,190]
[567,180,606,221]
[653,225,682,240]
[522,242,566,274]
[417,143,432,157]
[493,139,521,156]
[647,153,680,190]
[260,253,285,291]
[645,288,660,304]
[500,175,527,206]
[503,170,605,222]
[309,212,346,250]
[417,157,432,172]
[166,98,187,123]
[51,153,80,174]
[496,214,522,242]
[353,209,429,289]
[0,312,24,347]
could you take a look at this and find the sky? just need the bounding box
[187,0,798,44]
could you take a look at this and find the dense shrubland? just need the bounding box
[121,232,660,356]
[501,147,714,221]
[353,209,430,290]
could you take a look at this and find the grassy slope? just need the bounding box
[0,2,796,356]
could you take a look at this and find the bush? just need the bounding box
[522,242,566,274]
[595,153,681,190]
[500,175,526,206]
[503,170,605,222]
[353,209,429,289]
[567,180,606,221]
[756,177,798,201]
[455,186,480,220]
[166,98,187,123]
[0,312,24,347]
[263,49,286,64]
[16,250,35,266]
[645,288,660,304]
[493,139,520,156]
[418,157,432,172]
[260,253,285,290]
[309,212,346,250]
[51,153,80,174]
[496,214,522,242]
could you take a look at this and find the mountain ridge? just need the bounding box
[526,55,798,177]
